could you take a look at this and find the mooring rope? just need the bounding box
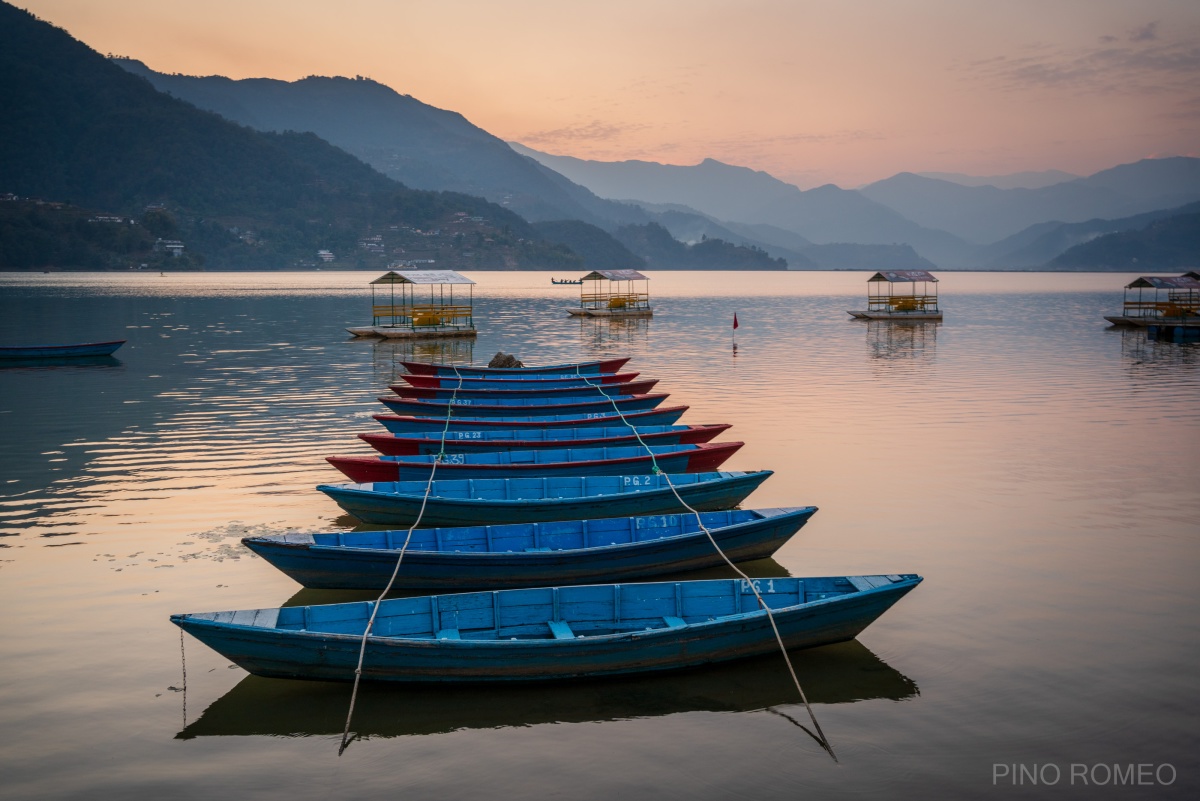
[575,365,837,761]
[338,365,465,756]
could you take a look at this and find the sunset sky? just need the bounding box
[19,0,1200,188]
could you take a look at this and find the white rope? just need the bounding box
[575,365,837,761]
[338,365,465,755]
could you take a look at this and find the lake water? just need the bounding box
[0,270,1196,800]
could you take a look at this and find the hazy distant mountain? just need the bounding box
[914,170,1079,190]
[982,202,1200,268]
[860,159,1200,244]
[114,59,651,229]
[512,145,978,267]
[1047,211,1200,271]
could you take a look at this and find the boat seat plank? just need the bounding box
[663,616,687,628]
[436,628,461,640]
[547,620,576,640]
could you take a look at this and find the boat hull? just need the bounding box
[377,392,668,419]
[401,372,640,389]
[359,423,731,456]
[318,470,773,526]
[171,575,921,683]
[326,442,743,482]
[389,378,658,400]
[242,507,816,590]
[374,405,689,434]
[402,358,631,377]
[0,340,125,359]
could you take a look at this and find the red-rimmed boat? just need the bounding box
[374,405,690,434]
[388,378,658,401]
[358,423,732,456]
[402,357,631,377]
[377,392,669,419]
[327,442,745,483]
[401,372,641,389]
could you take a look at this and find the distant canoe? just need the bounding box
[326,442,744,482]
[170,573,922,683]
[318,470,773,526]
[551,278,584,285]
[374,405,689,434]
[402,357,631,377]
[359,423,732,456]
[242,507,817,590]
[377,392,669,419]
[0,340,125,359]
[388,378,658,401]
[402,372,641,389]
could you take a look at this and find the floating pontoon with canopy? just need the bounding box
[347,270,477,338]
[1103,274,1200,327]
[848,271,942,320]
[567,270,653,317]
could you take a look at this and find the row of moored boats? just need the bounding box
[172,356,921,683]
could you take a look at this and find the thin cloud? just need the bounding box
[963,33,1200,95]
[519,120,651,148]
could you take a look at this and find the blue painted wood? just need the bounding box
[243,507,816,589]
[374,405,688,433]
[360,424,732,456]
[403,357,630,378]
[390,379,658,400]
[170,573,922,682]
[377,392,668,419]
[317,470,774,526]
[0,340,125,359]
[402,372,641,390]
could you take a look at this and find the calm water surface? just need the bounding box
[0,271,1196,800]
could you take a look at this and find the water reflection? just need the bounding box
[577,316,651,350]
[864,321,938,363]
[0,355,123,370]
[1118,326,1199,370]
[367,338,475,385]
[175,639,918,741]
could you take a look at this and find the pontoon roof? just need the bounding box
[371,270,475,285]
[1125,276,1200,290]
[582,270,649,281]
[868,270,938,282]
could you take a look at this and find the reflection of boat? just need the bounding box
[376,392,670,419]
[326,441,744,482]
[171,573,920,683]
[0,339,125,359]
[403,357,630,377]
[389,378,659,400]
[374,404,689,434]
[318,470,773,526]
[359,423,732,456]
[175,639,919,740]
[243,507,814,590]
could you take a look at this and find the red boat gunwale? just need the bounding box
[357,423,734,456]
[401,357,631,376]
[372,404,690,431]
[400,371,641,388]
[325,441,745,483]
[376,392,670,414]
[388,379,659,400]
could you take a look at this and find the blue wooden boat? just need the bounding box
[403,357,630,378]
[170,573,922,683]
[389,378,659,401]
[327,441,744,482]
[402,372,641,389]
[318,470,773,526]
[360,423,732,456]
[243,507,817,590]
[0,339,125,359]
[377,392,669,419]
[374,405,689,434]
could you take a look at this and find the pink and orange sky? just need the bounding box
[20,0,1200,188]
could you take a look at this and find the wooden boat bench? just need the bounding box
[547,620,576,639]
